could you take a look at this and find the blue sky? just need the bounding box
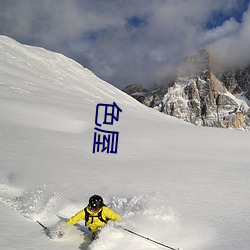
[205,0,249,28]
[0,0,249,89]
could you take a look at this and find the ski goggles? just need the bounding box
[89,204,101,212]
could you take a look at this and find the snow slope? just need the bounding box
[0,35,250,250]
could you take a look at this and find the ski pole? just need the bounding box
[122,227,180,250]
[37,220,48,231]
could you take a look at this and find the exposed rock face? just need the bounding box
[217,66,250,99]
[123,49,250,130]
[123,84,147,103]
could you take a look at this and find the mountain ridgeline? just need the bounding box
[123,49,250,130]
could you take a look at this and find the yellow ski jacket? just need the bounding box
[67,206,121,233]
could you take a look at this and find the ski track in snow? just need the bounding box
[0,180,211,250]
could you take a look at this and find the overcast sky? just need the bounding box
[0,0,249,89]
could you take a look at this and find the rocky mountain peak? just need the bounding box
[123,49,250,130]
[177,49,210,78]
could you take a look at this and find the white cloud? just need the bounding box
[0,0,249,88]
[200,18,240,45]
[209,5,250,68]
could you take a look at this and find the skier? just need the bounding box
[66,194,121,239]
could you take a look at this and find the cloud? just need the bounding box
[200,18,240,45]
[0,0,249,89]
[209,4,250,69]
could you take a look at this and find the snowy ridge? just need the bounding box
[0,35,145,111]
[0,36,250,250]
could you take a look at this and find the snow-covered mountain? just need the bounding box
[0,36,250,250]
[124,49,250,130]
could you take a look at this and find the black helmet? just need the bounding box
[89,195,104,210]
